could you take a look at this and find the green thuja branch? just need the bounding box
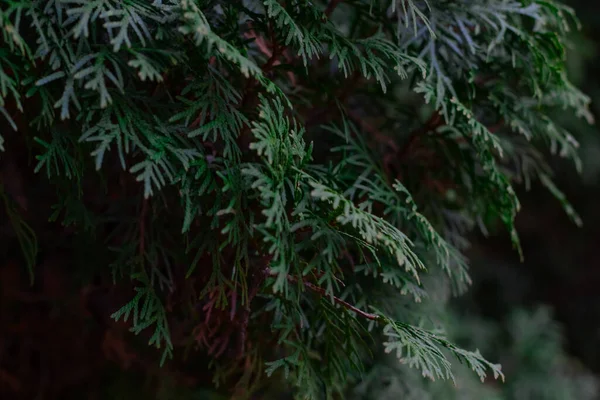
[378,315,504,383]
[264,268,502,389]
[0,0,593,398]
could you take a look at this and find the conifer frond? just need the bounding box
[33,130,81,180]
[179,0,264,80]
[326,28,426,92]
[1,188,38,285]
[327,119,471,292]
[111,272,173,365]
[171,66,247,160]
[309,181,425,282]
[380,315,504,383]
[244,95,311,293]
[262,0,322,65]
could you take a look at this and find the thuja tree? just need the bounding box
[0,0,594,398]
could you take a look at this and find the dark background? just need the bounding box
[466,0,600,373]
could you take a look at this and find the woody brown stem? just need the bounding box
[325,0,343,17]
[266,269,380,321]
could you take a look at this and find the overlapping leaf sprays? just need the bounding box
[0,0,591,398]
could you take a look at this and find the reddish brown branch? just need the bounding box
[267,269,380,321]
[303,280,380,320]
[325,0,344,17]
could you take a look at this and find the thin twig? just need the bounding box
[302,280,380,321]
[267,269,380,321]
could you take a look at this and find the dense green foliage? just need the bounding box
[0,0,597,398]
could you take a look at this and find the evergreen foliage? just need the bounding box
[0,0,596,398]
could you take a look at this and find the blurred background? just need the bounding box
[467,0,600,375]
